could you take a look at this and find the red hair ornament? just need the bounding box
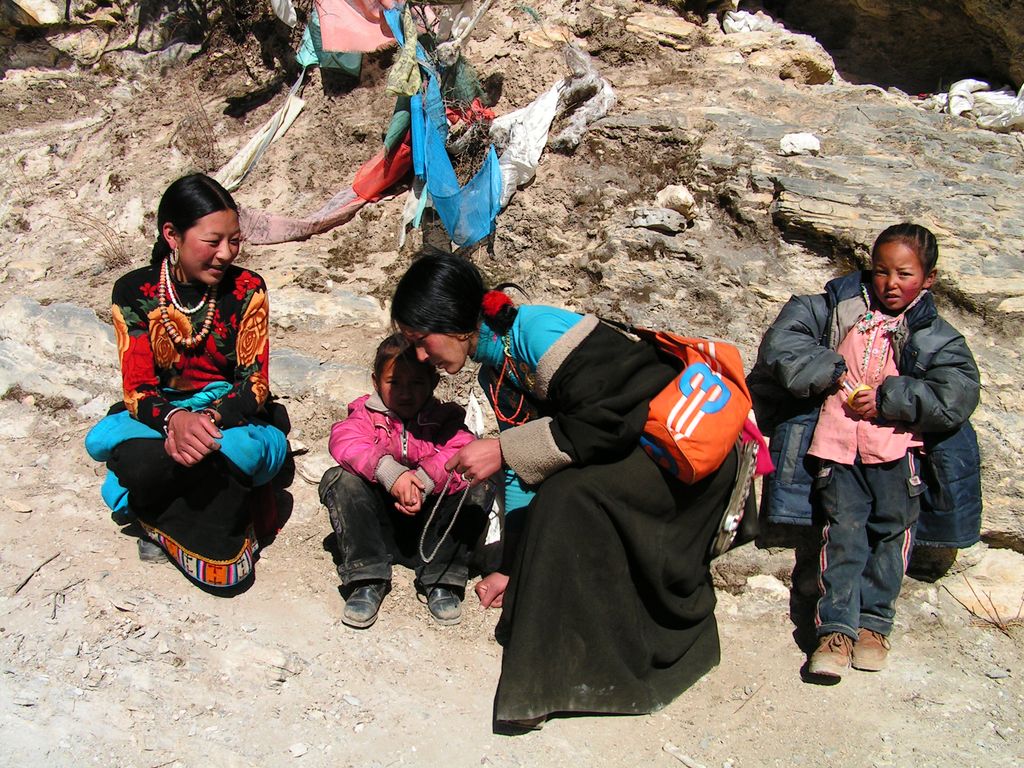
[481,290,513,321]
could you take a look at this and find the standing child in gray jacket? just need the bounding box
[751,224,981,680]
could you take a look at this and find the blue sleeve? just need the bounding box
[507,306,583,371]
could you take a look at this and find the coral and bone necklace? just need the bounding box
[157,257,217,350]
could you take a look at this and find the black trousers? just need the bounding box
[319,467,485,590]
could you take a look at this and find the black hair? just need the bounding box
[871,223,938,273]
[150,174,238,265]
[391,252,486,334]
[372,333,434,383]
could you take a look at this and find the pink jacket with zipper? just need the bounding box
[328,393,474,496]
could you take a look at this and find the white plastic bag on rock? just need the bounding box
[491,83,564,208]
[722,10,779,34]
[976,83,1024,132]
[920,78,1024,132]
[948,78,995,117]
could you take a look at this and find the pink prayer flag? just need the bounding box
[315,0,396,53]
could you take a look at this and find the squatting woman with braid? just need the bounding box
[391,252,737,730]
[86,174,288,590]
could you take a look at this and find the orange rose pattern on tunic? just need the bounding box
[236,289,268,368]
[110,265,272,433]
[248,372,269,408]
[112,304,131,364]
[146,305,186,370]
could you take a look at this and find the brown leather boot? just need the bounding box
[852,628,891,671]
[808,632,853,679]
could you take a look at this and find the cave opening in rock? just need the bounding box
[759,0,1020,95]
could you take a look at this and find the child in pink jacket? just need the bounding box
[319,334,483,628]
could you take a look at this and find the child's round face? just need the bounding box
[375,357,435,421]
[871,241,936,313]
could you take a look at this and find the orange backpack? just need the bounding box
[629,326,753,484]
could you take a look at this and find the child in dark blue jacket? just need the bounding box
[750,224,981,680]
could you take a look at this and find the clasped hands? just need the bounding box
[390,471,425,515]
[165,410,221,466]
[388,438,503,516]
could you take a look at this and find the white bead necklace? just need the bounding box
[162,259,212,315]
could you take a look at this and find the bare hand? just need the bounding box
[165,410,221,466]
[475,571,509,609]
[390,471,424,515]
[446,438,502,487]
[850,386,878,419]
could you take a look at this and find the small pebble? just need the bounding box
[289,743,308,757]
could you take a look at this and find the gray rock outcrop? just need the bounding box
[762,0,1024,91]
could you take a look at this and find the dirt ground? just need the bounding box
[1,1,1022,766]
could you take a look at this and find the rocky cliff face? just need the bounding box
[763,0,1024,92]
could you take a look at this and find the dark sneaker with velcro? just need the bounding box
[343,581,390,628]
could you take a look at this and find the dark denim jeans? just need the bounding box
[814,452,923,639]
[319,466,484,590]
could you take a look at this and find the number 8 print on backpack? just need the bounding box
[633,327,753,484]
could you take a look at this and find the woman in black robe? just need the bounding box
[391,253,736,730]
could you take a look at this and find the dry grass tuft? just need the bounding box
[943,576,1024,637]
[52,210,133,270]
[170,83,222,171]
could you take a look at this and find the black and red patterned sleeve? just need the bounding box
[206,270,271,429]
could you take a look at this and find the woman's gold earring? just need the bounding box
[170,248,180,267]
